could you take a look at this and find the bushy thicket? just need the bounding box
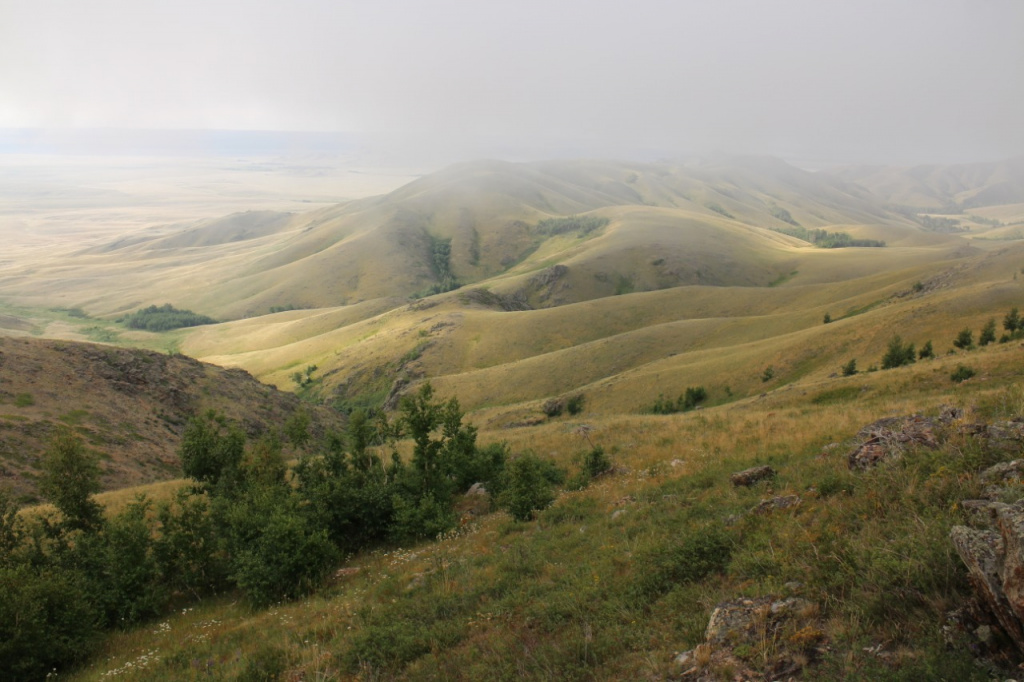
[0,385,575,679]
[535,215,609,236]
[771,224,885,248]
[118,303,217,331]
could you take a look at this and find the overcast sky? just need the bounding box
[1,0,1022,164]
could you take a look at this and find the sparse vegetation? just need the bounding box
[950,364,976,383]
[771,224,886,248]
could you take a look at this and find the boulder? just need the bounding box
[752,495,801,515]
[730,465,777,487]
[950,501,1024,653]
[848,415,939,470]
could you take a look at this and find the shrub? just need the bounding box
[542,398,565,418]
[499,455,562,521]
[761,366,775,382]
[881,335,916,369]
[568,447,612,490]
[918,340,934,359]
[648,386,708,414]
[119,303,216,331]
[823,312,831,324]
[979,318,997,346]
[566,394,586,415]
[179,412,245,488]
[841,358,858,376]
[953,327,974,350]
[951,365,976,383]
[39,428,103,533]
[1004,307,1020,333]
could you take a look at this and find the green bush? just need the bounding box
[950,365,976,383]
[979,318,997,346]
[953,327,974,350]
[881,335,916,369]
[841,358,858,376]
[918,340,934,359]
[119,303,216,331]
[180,411,245,488]
[566,394,586,415]
[0,564,99,681]
[499,455,562,521]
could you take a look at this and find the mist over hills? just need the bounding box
[2,153,1020,422]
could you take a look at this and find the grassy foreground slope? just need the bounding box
[61,336,1024,681]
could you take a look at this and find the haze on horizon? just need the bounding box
[1,0,1023,166]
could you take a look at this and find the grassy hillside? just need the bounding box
[46,336,1024,681]
[0,336,342,503]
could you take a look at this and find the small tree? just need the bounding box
[841,358,858,376]
[881,335,916,370]
[951,365,976,383]
[499,454,558,522]
[180,412,245,488]
[39,428,103,533]
[918,340,934,359]
[761,366,775,383]
[953,328,974,350]
[823,312,832,324]
[979,318,997,346]
[1005,307,1021,333]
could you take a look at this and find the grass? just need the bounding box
[53,354,1024,680]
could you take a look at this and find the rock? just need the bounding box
[848,414,939,470]
[939,405,965,423]
[987,423,1024,452]
[730,465,777,487]
[466,482,488,497]
[610,509,627,520]
[950,502,1024,653]
[670,458,685,468]
[982,461,1024,483]
[752,495,801,515]
[673,650,694,667]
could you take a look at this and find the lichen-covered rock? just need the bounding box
[752,495,801,515]
[848,414,939,469]
[730,465,776,487]
[951,501,1024,653]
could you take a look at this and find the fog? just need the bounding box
[2,0,1022,164]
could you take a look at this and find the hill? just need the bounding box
[0,336,342,503]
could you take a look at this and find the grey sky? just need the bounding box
[1,0,1022,163]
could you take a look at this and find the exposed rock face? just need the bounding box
[730,465,776,487]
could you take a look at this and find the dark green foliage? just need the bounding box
[119,303,216,331]
[979,318,997,346]
[1004,307,1020,333]
[499,454,563,521]
[918,340,934,359]
[951,365,976,383]
[236,644,288,682]
[631,528,732,602]
[76,496,166,628]
[881,335,916,370]
[389,492,457,543]
[180,411,245,487]
[218,486,337,607]
[153,489,229,598]
[647,386,708,414]
[419,235,460,296]
[39,428,103,533]
[535,215,609,236]
[823,312,832,324]
[771,223,885,248]
[566,394,586,416]
[761,366,775,382]
[953,327,974,350]
[283,408,311,449]
[0,564,99,681]
[918,215,966,233]
[841,358,858,376]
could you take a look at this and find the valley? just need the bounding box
[3,153,1024,680]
